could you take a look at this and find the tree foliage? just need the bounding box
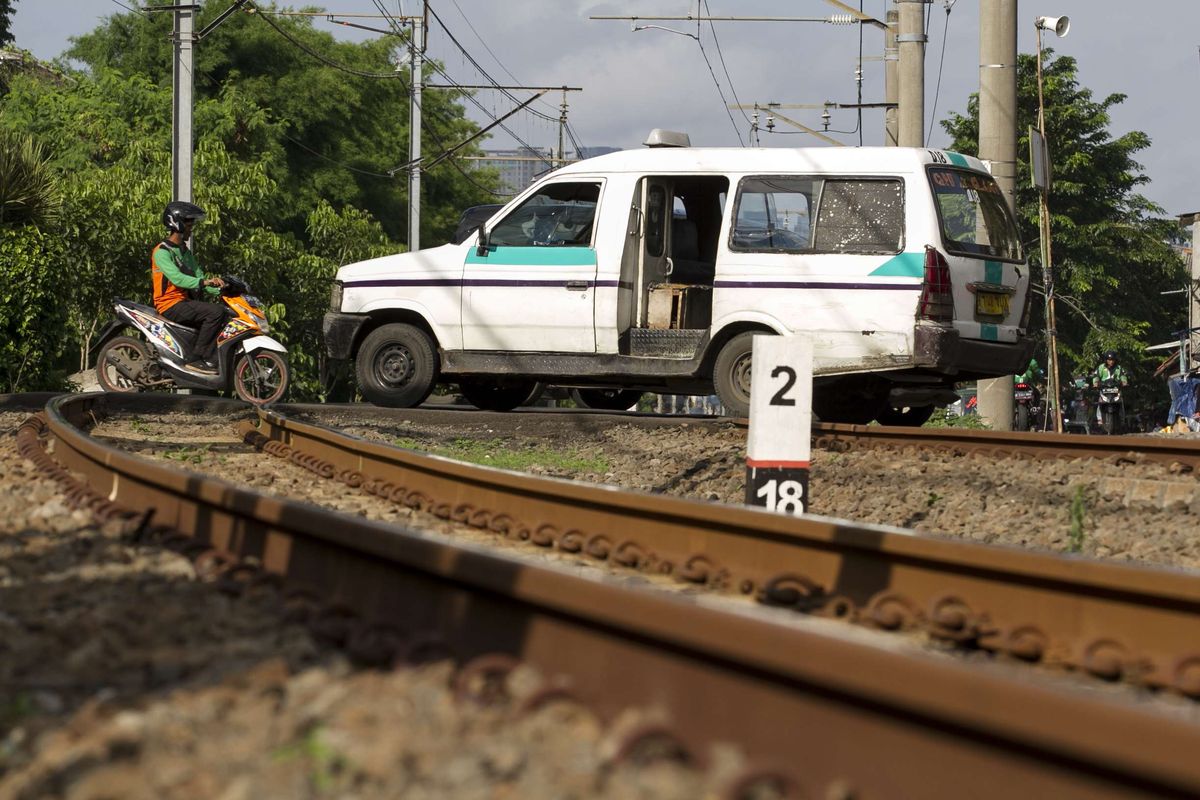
[0,1,506,397]
[941,51,1186,406]
[0,0,14,49]
[66,0,497,245]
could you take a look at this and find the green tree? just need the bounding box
[0,127,68,391]
[0,0,15,48]
[941,51,1185,408]
[66,0,498,245]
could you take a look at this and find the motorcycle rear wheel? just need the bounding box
[234,350,289,405]
[1015,404,1029,432]
[96,336,152,393]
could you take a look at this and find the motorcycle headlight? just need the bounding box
[330,281,344,311]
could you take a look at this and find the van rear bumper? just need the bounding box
[914,323,1036,376]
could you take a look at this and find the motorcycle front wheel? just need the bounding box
[234,350,289,405]
[96,336,152,393]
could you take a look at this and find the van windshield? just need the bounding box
[928,168,1021,261]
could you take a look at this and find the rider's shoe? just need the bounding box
[186,359,218,373]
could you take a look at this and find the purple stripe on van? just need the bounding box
[345,278,627,289]
[713,281,921,290]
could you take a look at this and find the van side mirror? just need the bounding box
[475,226,491,258]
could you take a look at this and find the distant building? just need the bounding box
[477,147,556,195]
[576,146,620,161]
[478,145,621,195]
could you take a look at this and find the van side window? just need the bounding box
[731,177,903,255]
[489,181,601,248]
[644,185,666,257]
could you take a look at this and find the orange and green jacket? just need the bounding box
[151,240,220,313]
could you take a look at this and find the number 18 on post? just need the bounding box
[745,335,813,516]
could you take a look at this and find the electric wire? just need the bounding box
[926,1,954,145]
[702,0,752,129]
[250,1,408,79]
[693,8,745,145]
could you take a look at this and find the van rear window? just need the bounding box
[928,168,1021,261]
[731,177,903,254]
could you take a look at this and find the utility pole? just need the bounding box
[896,0,926,147]
[884,5,899,146]
[171,4,198,203]
[557,88,567,166]
[975,0,1017,431]
[408,2,426,253]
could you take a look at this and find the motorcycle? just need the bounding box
[1012,381,1043,431]
[93,275,289,405]
[1096,378,1124,435]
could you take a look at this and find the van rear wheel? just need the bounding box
[356,323,438,408]
[713,331,761,417]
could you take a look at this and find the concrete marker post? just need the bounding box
[745,336,813,516]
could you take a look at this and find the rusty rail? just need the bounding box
[16,392,1200,797]
[813,421,1200,468]
[249,403,1200,699]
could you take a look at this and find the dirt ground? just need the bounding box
[0,409,763,800]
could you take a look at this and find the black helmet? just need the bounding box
[1104,350,1118,362]
[162,200,206,233]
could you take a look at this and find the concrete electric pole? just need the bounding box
[408,5,425,253]
[171,5,197,203]
[884,6,899,146]
[896,0,927,147]
[975,0,1018,430]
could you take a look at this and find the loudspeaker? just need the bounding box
[1035,15,1070,38]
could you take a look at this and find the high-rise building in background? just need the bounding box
[478,145,620,196]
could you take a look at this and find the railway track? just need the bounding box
[14,392,1200,797]
[811,419,1200,468]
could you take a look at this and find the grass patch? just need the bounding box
[395,436,609,473]
[924,408,991,429]
[272,726,347,792]
[161,446,207,465]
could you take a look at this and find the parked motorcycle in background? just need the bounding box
[1096,378,1124,435]
[93,275,289,405]
[1012,380,1044,431]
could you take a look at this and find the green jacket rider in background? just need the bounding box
[1092,351,1129,388]
[1014,357,1041,384]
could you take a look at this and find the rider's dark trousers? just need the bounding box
[163,300,226,361]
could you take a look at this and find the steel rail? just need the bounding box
[22,392,1200,798]
[812,421,1200,467]
[251,404,1200,698]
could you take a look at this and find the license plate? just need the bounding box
[975,291,1010,318]
[1014,390,1033,401]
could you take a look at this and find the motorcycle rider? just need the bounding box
[1091,350,1129,389]
[151,201,226,372]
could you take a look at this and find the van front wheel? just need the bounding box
[713,332,762,417]
[356,323,439,408]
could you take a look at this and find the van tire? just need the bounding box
[571,388,643,411]
[459,377,539,411]
[877,405,936,427]
[713,332,761,417]
[356,323,438,408]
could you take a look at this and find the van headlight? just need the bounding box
[330,281,344,311]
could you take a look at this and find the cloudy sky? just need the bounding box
[11,1,1198,215]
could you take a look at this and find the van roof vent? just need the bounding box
[643,129,691,148]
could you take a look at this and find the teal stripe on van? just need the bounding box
[984,260,1003,284]
[946,151,970,167]
[980,323,999,341]
[466,247,597,266]
[868,251,923,278]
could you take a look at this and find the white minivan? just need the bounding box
[324,132,1033,423]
